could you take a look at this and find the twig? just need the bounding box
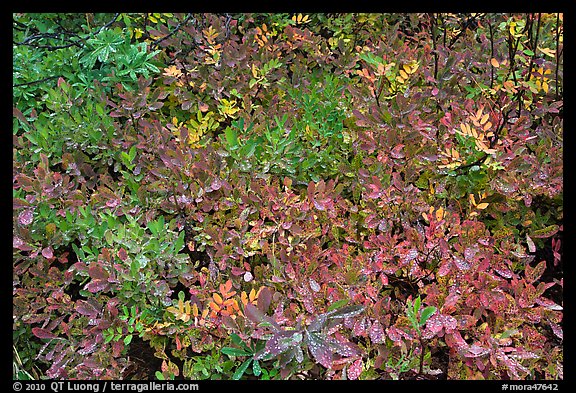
[151,13,194,50]
[94,13,121,36]
[555,13,561,101]
[13,75,61,88]
[488,21,494,89]
[525,13,541,83]
[429,13,438,80]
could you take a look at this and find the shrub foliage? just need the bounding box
[13,12,562,380]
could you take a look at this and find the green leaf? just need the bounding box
[221,347,252,357]
[130,259,139,277]
[224,126,239,149]
[523,49,535,56]
[103,331,114,344]
[174,231,185,252]
[419,306,437,326]
[413,296,421,314]
[155,371,165,380]
[124,334,133,345]
[327,304,364,319]
[232,359,252,380]
[252,359,261,376]
[327,299,349,312]
[230,333,248,349]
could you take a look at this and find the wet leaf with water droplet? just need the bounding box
[18,209,34,226]
[348,358,363,380]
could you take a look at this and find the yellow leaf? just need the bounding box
[213,293,223,304]
[476,202,489,210]
[396,75,405,84]
[422,212,429,222]
[191,303,199,318]
[543,81,549,94]
[469,194,477,206]
[399,69,409,80]
[480,113,489,125]
[166,306,178,315]
[436,207,444,221]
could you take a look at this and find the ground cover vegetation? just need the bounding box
[13,13,563,380]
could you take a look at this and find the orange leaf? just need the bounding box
[490,58,500,68]
[213,293,223,304]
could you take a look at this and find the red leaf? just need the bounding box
[525,260,546,284]
[390,144,405,159]
[387,326,403,342]
[32,327,58,340]
[231,266,245,276]
[348,358,363,380]
[117,248,128,262]
[88,264,109,281]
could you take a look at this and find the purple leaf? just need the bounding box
[78,338,98,355]
[85,279,109,293]
[454,256,470,271]
[309,278,321,292]
[462,344,490,358]
[257,287,272,313]
[18,209,34,226]
[75,300,100,318]
[369,320,386,344]
[13,236,33,251]
[549,323,563,340]
[306,331,333,369]
[32,327,58,340]
[42,247,54,259]
[403,249,419,263]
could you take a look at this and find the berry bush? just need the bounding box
[13,13,562,380]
